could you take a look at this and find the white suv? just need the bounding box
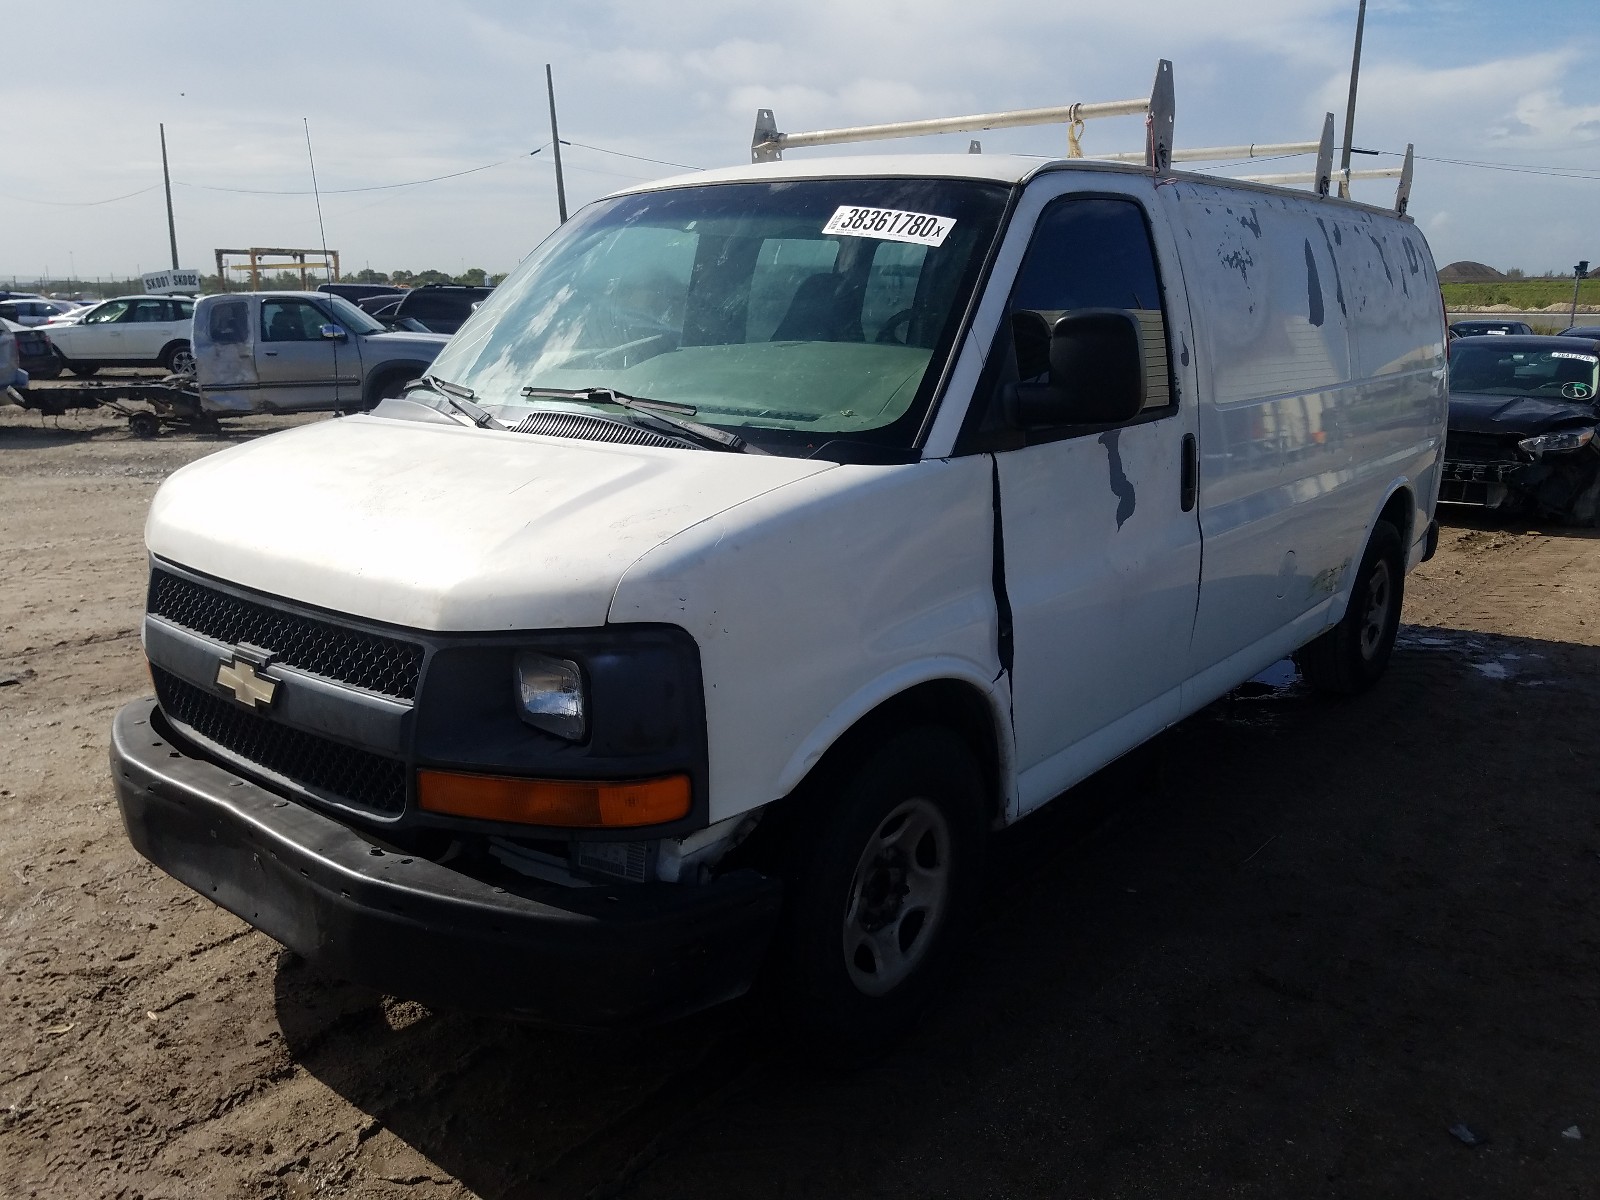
[43,295,195,376]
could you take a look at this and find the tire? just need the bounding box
[66,360,99,377]
[128,411,160,439]
[357,370,411,412]
[1295,520,1405,695]
[776,726,987,1054]
[162,342,195,374]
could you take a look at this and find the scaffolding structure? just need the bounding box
[214,247,341,291]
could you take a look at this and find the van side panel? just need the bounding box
[608,457,1005,824]
[1162,184,1445,693]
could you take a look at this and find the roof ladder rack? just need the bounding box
[752,59,1176,172]
[1239,143,1415,214]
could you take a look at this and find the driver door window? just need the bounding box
[986,196,1175,443]
[261,300,330,342]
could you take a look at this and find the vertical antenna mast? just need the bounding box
[303,119,333,285]
[159,123,179,270]
[546,64,568,223]
[304,119,340,415]
[1339,0,1368,198]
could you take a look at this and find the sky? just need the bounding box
[3,0,1596,287]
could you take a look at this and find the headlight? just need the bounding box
[514,650,586,740]
[1518,427,1595,454]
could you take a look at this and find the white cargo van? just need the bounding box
[112,69,1446,1042]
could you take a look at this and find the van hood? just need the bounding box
[146,415,836,631]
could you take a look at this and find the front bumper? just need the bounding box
[112,698,782,1026]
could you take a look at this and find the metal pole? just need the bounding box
[160,123,179,270]
[545,64,568,223]
[1339,0,1368,180]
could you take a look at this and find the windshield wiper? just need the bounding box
[518,385,755,453]
[416,374,506,430]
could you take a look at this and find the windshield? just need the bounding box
[429,178,1011,452]
[1450,343,1598,401]
[321,294,386,336]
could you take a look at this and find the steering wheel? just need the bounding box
[875,308,914,345]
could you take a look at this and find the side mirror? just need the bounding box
[319,323,348,341]
[1015,309,1146,428]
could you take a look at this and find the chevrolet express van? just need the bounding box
[112,145,1446,1043]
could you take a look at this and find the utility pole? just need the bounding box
[159,123,180,271]
[1339,0,1368,199]
[545,64,568,223]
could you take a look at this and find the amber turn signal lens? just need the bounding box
[417,770,691,828]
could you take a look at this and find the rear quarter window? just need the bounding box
[207,300,249,345]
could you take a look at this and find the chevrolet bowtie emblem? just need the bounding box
[216,655,279,709]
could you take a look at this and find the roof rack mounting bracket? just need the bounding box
[751,109,781,163]
[1395,143,1414,215]
[1146,59,1175,173]
[1314,113,1336,196]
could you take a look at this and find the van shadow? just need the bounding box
[272,627,1600,1199]
[1438,504,1600,542]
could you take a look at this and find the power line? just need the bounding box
[562,140,702,171]
[175,155,527,196]
[0,183,161,207]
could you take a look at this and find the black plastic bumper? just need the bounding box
[111,698,782,1026]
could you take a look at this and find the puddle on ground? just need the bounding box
[1394,626,1548,685]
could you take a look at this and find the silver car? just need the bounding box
[193,291,449,414]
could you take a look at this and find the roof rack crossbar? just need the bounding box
[1239,166,1404,185]
[1099,139,1321,164]
[752,59,1174,169]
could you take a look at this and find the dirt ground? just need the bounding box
[3,398,1598,1200]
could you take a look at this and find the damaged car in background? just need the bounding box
[1442,335,1600,523]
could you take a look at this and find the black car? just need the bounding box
[357,284,493,335]
[1449,319,1534,338]
[1559,325,1600,339]
[315,282,406,306]
[1442,335,1600,523]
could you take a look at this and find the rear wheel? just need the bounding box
[777,727,986,1054]
[65,359,99,377]
[1295,520,1404,695]
[162,342,195,374]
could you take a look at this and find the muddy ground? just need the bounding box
[2,397,1598,1199]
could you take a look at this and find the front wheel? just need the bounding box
[778,727,986,1053]
[66,359,99,377]
[1295,520,1405,695]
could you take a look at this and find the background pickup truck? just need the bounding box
[193,290,449,414]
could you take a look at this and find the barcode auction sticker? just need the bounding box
[822,206,956,247]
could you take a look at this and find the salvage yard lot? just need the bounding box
[2,403,1598,1199]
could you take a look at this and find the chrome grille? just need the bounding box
[149,569,423,700]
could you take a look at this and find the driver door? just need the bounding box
[255,298,358,410]
[987,184,1204,816]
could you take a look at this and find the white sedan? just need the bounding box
[43,295,195,375]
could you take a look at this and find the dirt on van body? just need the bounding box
[3,399,1599,1200]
